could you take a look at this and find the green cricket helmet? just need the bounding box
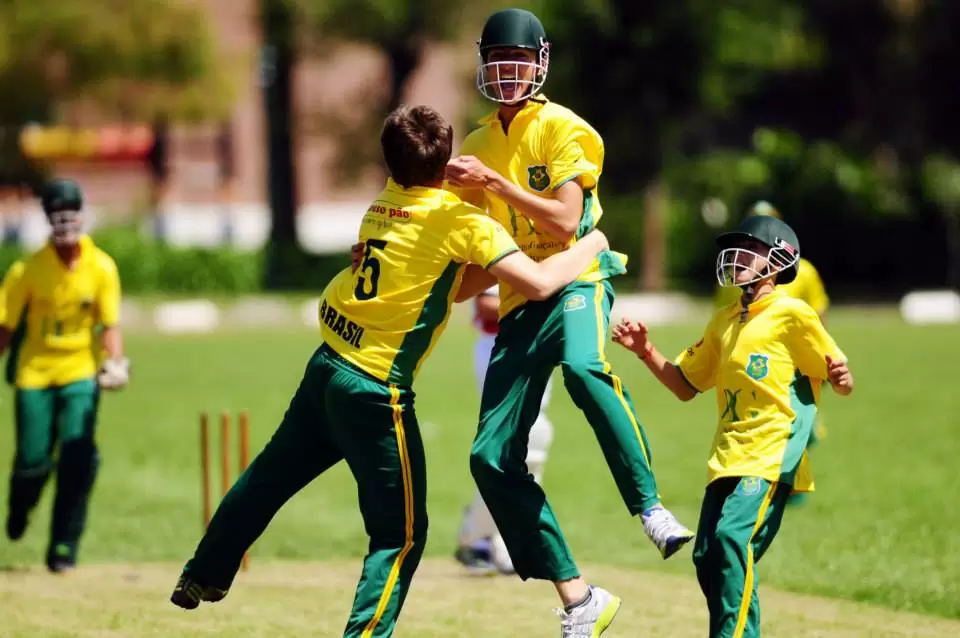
[39,178,84,246]
[476,8,550,105]
[715,215,800,288]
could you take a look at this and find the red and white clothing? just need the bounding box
[459,286,555,572]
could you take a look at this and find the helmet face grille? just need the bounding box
[716,245,799,288]
[48,209,83,246]
[476,58,548,104]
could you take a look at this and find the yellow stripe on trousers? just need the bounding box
[361,385,414,637]
[593,283,652,466]
[733,481,778,638]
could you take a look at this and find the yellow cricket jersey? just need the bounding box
[4,236,120,389]
[319,179,519,386]
[0,260,26,326]
[452,96,627,318]
[676,289,845,492]
[715,258,830,315]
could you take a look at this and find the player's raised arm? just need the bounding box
[612,319,699,402]
[487,229,608,301]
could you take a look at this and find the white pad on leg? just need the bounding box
[458,491,499,548]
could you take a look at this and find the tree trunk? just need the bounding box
[261,0,299,289]
[384,37,423,115]
[640,178,667,291]
[947,211,960,289]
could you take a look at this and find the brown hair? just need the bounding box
[380,105,453,188]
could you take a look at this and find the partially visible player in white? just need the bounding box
[455,285,554,575]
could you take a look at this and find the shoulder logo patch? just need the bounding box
[746,353,769,381]
[736,476,763,496]
[528,165,550,192]
[563,294,586,312]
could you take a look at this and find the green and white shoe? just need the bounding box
[555,586,622,637]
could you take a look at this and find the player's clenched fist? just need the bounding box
[445,155,496,189]
[612,318,653,359]
[825,354,854,395]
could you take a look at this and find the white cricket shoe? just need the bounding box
[642,504,695,559]
[555,585,622,637]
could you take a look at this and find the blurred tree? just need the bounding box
[532,0,819,289]
[294,0,511,183]
[0,0,232,188]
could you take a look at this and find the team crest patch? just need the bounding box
[746,353,769,381]
[563,294,586,312]
[528,165,550,192]
[736,477,763,496]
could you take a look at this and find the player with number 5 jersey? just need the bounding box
[171,104,611,637]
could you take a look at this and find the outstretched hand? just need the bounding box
[612,318,653,359]
[826,354,854,395]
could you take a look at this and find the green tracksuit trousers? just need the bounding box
[470,280,661,582]
[182,344,427,637]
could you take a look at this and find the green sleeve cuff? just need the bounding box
[676,365,703,394]
[484,248,519,270]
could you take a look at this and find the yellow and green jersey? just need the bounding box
[320,178,519,385]
[452,96,627,318]
[715,258,830,315]
[4,236,120,389]
[676,289,845,492]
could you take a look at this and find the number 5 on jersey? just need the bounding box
[355,239,388,300]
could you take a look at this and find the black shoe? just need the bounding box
[170,574,228,610]
[6,508,28,541]
[46,544,77,574]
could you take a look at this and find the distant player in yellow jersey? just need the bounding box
[0,178,129,573]
[443,9,691,634]
[613,215,855,637]
[170,105,611,635]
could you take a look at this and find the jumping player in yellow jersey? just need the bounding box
[613,215,855,637]
[0,178,129,573]
[443,8,692,635]
[170,105,611,636]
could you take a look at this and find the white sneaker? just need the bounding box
[555,585,622,637]
[642,504,695,559]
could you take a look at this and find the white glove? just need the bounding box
[98,357,130,390]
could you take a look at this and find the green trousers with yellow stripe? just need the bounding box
[692,477,791,638]
[470,280,660,582]
[183,344,427,637]
[8,378,101,567]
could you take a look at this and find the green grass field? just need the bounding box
[0,305,958,636]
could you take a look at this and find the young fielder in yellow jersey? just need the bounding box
[443,9,691,634]
[613,216,855,638]
[171,105,611,637]
[0,179,129,573]
[715,201,831,479]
